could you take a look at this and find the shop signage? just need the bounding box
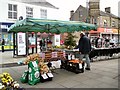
[17,33,26,55]
[1,25,8,29]
[104,28,113,33]
[0,22,14,32]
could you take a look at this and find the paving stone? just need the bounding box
[58,79,80,88]
[72,82,92,88]
[99,71,118,79]
[0,51,119,88]
[82,72,103,79]
[81,79,103,87]
[94,82,117,88]
[69,73,91,82]
[35,81,63,88]
[96,76,118,86]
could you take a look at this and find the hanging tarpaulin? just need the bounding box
[8,18,97,33]
[29,36,36,45]
[52,34,60,46]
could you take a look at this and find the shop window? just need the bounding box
[26,7,33,18]
[40,9,47,19]
[8,4,17,19]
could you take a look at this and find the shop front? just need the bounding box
[0,22,14,51]
[89,27,119,48]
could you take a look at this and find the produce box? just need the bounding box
[40,72,53,83]
[61,59,85,74]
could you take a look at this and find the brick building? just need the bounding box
[69,5,120,44]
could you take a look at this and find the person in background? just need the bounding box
[42,39,46,51]
[105,36,110,48]
[75,32,92,70]
[2,39,5,52]
[39,39,43,52]
[95,36,99,48]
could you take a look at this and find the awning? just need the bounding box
[89,28,119,34]
[89,30,100,34]
[97,28,104,32]
[8,18,97,34]
[112,29,118,34]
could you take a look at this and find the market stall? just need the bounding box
[63,47,120,61]
[89,47,120,59]
[7,17,98,85]
[89,28,119,48]
[8,17,97,57]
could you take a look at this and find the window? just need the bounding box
[40,9,47,19]
[104,20,107,27]
[94,18,97,25]
[8,4,17,19]
[112,21,115,27]
[26,7,33,18]
[89,2,99,9]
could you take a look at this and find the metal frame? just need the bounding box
[12,32,37,57]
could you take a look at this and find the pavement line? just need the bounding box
[0,63,25,68]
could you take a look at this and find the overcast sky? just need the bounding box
[47,0,120,21]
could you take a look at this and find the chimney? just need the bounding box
[105,7,111,13]
[70,10,74,17]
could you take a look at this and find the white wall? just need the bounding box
[47,8,61,20]
[0,0,10,22]
[0,0,60,23]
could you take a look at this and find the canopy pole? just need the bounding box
[35,32,37,53]
[26,32,29,56]
[13,32,15,57]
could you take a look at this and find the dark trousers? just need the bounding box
[40,46,42,51]
[32,47,34,54]
[2,46,4,52]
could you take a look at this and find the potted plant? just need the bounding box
[64,33,77,49]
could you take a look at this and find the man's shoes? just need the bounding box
[85,68,91,70]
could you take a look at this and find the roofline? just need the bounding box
[10,0,58,9]
[70,5,119,19]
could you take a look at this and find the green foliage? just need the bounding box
[64,33,77,49]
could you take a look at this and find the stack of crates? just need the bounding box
[45,52,51,62]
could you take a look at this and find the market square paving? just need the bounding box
[0,51,119,89]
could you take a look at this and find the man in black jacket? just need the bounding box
[76,32,91,70]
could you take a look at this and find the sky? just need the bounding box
[47,0,120,21]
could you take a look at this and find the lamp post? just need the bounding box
[86,0,89,22]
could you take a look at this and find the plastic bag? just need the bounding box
[28,60,40,85]
[20,70,28,83]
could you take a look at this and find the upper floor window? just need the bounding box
[94,18,97,25]
[8,4,17,19]
[40,9,47,19]
[112,21,115,27]
[26,7,33,18]
[104,20,107,27]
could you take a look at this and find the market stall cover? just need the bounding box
[8,18,97,33]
